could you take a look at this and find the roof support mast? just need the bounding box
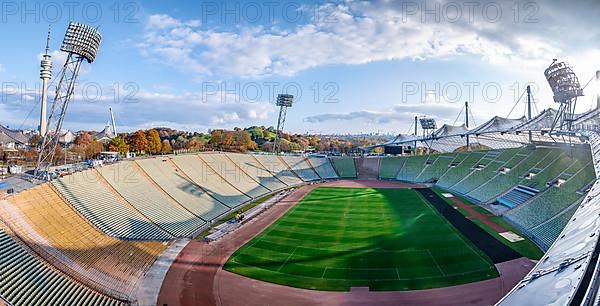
[527,85,532,143]
[414,116,418,155]
[109,107,117,136]
[465,101,469,151]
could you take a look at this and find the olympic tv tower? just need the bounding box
[39,27,52,137]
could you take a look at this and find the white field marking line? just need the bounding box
[277,246,298,272]
[395,268,401,280]
[289,210,392,218]
[230,258,493,282]
[427,249,446,276]
[321,267,328,279]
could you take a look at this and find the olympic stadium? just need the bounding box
[1,16,600,306]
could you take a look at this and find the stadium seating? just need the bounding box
[414,153,455,182]
[330,157,357,178]
[528,201,580,249]
[279,155,321,181]
[519,150,567,189]
[4,184,166,300]
[396,155,428,182]
[171,155,251,208]
[436,152,487,189]
[252,154,304,186]
[450,149,521,195]
[466,148,551,203]
[378,156,406,179]
[199,153,270,198]
[306,157,339,180]
[98,162,206,238]
[135,157,230,221]
[52,170,172,241]
[0,227,121,306]
[505,159,595,238]
[225,153,289,191]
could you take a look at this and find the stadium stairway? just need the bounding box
[330,157,357,178]
[171,155,251,209]
[252,154,304,186]
[53,170,173,241]
[306,157,339,180]
[279,155,321,181]
[136,157,231,221]
[378,156,406,180]
[199,153,270,199]
[227,153,289,191]
[98,163,206,239]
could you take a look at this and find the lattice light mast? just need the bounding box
[544,60,584,133]
[272,94,294,154]
[35,22,102,177]
[39,27,52,137]
[419,117,437,138]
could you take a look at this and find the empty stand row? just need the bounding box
[0,226,122,306]
[51,153,339,241]
[1,184,166,301]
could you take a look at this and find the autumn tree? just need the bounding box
[146,129,162,154]
[161,139,173,154]
[221,131,234,147]
[74,133,93,146]
[233,130,257,151]
[108,136,129,155]
[127,130,149,153]
[209,130,223,147]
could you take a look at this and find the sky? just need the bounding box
[0,0,599,135]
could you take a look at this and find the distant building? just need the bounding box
[0,125,30,149]
[58,130,76,145]
[94,125,116,143]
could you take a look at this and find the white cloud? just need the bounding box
[304,103,461,124]
[135,0,593,79]
[0,83,277,132]
[62,89,276,132]
[0,64,4,72]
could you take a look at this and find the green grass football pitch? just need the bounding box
[224,187,499,291]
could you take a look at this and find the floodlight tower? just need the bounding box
[39,26,52,137]
[35,22,102,177]
[544,60,584,133]
[419,117,437,138]
[272,94,294,154]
